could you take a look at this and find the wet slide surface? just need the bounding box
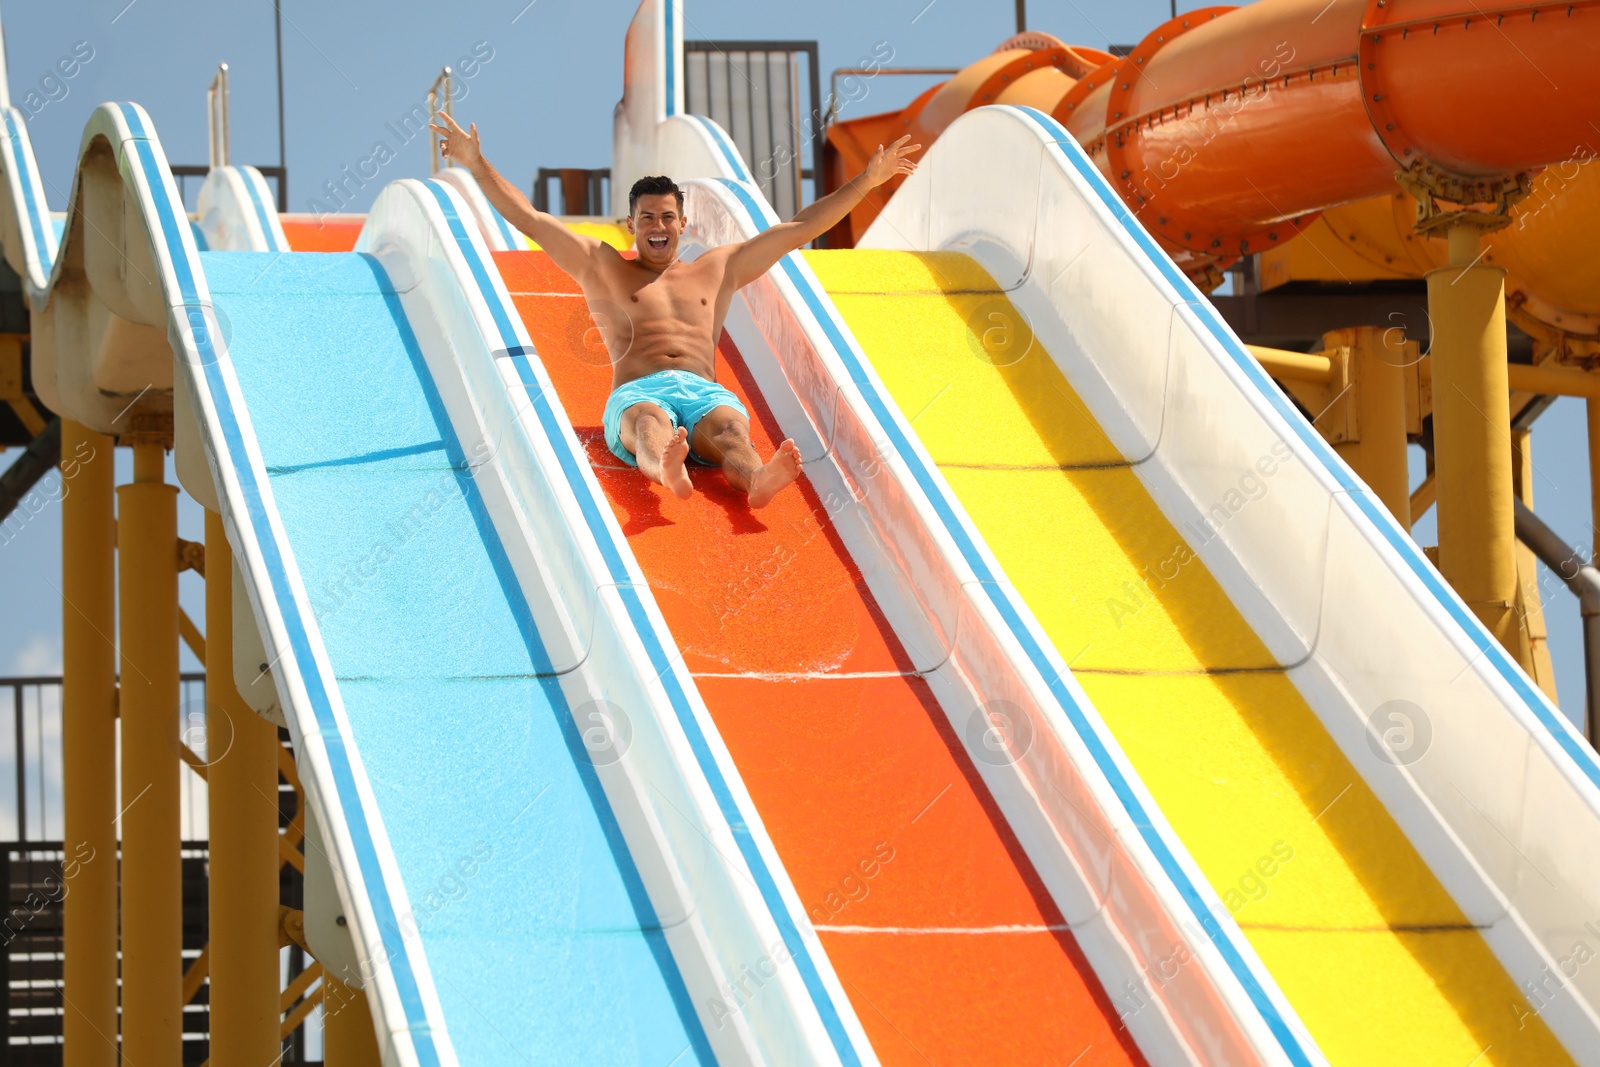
[495,248,1147,1066]
[806,249,1569,1066]
[203,250,714,1065]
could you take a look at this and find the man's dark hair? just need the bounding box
[629,175,684,215]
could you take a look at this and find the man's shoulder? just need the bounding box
[580,242,631,279]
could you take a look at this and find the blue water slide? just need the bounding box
[17,103,864,1065]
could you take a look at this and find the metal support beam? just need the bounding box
[206,509,283,1064]
[1329,326,1412,526]
[1589,399,1600,566]
[0,417,61,525]
[60,420,116,1067]
[1428,223,1531,668]
[1513,498,1600,744]
[1247,345,1333,383]
[323,976,384,1066]
[117,440,183,1064]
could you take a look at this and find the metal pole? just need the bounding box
[1512,499,1600,743]
[117,439,182,1064]
[323,976,384,1065]
[428,67,453,175]
[275,0,287,203]
[1328,326,1412,527]
[11,685,22,842]
[1428,222,1531,668]
[1015,0,1026,32]
[1588,398,1600,567]
[205,510,282,1062]
[208,64,231,169]
[60,420,117,1067]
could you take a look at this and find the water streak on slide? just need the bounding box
[494,247,1149,1066]
[805,247,1571,1066]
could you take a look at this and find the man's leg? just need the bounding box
[691,406,802,508]
[621,402,693,499]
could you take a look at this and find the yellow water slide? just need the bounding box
[804,248,1570,1065]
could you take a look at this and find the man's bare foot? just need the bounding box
[746,439,803,508]
[660,426,694,500]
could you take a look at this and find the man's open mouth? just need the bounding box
[646,235,670,250]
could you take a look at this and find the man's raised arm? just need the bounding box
[724,135,919,289]
[429,112,601,277]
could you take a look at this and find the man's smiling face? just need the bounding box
[628,193,686,269]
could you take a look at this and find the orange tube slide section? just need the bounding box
[495,249,1149,1066]
[1284,162,1600,343]
[826,0,1600,273]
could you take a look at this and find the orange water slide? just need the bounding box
[825,0,1600,275]
[495,248,1151,1066]
[278,213,364,251]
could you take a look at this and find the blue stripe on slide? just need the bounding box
[1006,104,1600,795]
[663,0,677,117]
[712,174,1319,1066]
[240,168,285,252]
[3,110,53,276]
[489,202,519,248]
[116,104,444,1067]
[684,115,751,182]
[422,178,865,1065]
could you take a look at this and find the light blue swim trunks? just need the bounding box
[603,369,749,466]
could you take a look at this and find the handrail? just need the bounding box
[824,66,956,125]
[1513,498,1600,742]
[427,66,452,175]
[207,63,229,169]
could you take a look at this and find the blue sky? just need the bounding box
[1,0,1595,727]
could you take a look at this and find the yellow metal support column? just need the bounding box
[116,438,182,1063]
[205,509,282,1062]
[60,420,117,1067]
[1427,223,1533,669]
[323,977,384,1066]
[1328,325,1413,526]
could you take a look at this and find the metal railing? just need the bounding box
[207,63,230,170]
[824,66,958,126]
[531,168,611,216]
[3,674,210,844]
[686,39,823,214]
[428,66,454,175]
[2,673,318,1061]
[180,61,289,214]
[170,164,288,213]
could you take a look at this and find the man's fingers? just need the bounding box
[435,110,464,133]
[469,122,478,138]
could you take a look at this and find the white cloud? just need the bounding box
[9,632,62,677]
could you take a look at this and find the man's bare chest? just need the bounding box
[624,260,721,313]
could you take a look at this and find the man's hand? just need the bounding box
[429,111,483,171]
[861,135,920,189]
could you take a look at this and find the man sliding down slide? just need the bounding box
[431,111,917,507]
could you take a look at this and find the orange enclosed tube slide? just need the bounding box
[826,0,1600,271]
